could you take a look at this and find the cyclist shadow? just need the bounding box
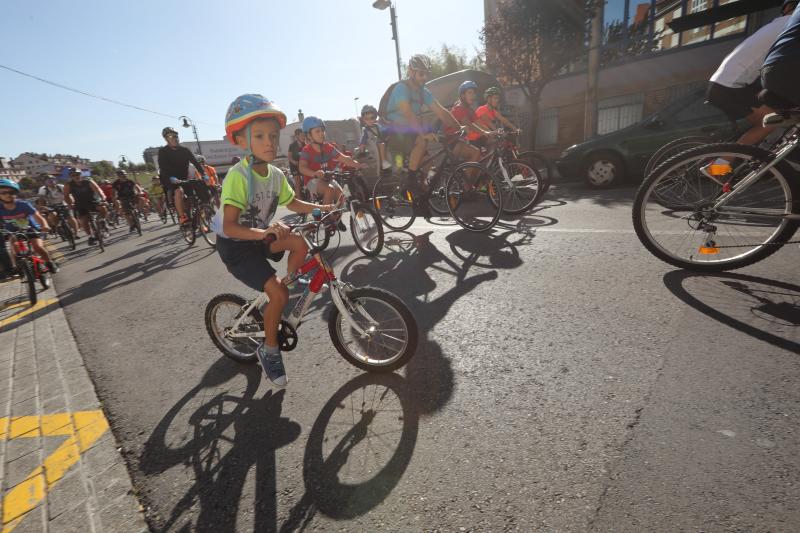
[57,245,215,308]
[140,357,302,532]
[663,270,800,353]
[339,229,526,414]
[279,373,420,531]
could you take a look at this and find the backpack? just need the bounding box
[378,79,422,126]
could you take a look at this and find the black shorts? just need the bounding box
[119,196,137,211]
[705,80,761,121]
[73,200,99,217]
[48,204,73,218]
[216,237,284,292]
[179,180,211,204]
[386,132,419,157]
[761,60,800,109]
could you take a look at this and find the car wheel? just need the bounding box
[583,152,626,188]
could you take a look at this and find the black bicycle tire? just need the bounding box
[327,286,417,372]
[62,220,76,250]
[21,260,37,305]
[182,207,197,245]
[644,136,711,179]
[633,143,800,272]
[350,206,384,257]
[90,218,104,252]
[427,168,450,215]
[446,162,504,232]
[494,159,542,215]
[199,205,216,249]
[205,293,262,364]
[372,174,416,231]
[134,209,142,236]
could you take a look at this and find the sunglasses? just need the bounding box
[0,189,18,196]
[166,134,179,139]
[364,115,377,121]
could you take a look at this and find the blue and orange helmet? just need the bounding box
[225,94,287,144]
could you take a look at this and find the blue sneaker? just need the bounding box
[256,344,287,387]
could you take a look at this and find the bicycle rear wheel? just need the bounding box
[495,159,541,214]
[427,168,450,215]
[205,293,262,364]
[350,205,384,257]
[644,136,710,179]
[38,263,50,290]
[134,210,142,236]
[90,218,105,252]
[446,162,504,232]
[328,286,417,372]
[633,143,799,272]
[372,174,416,231]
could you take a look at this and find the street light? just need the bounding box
[372,0,402,81]
[179,115,202,156]
[354,96,360,117]
[119,155,138,185]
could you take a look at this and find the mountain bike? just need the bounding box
[120,197,143,236]
[50,205,76,251]
[632,110,800,272]
[87,209,106,252]
[174,179,216,249]
[371,131,465,231]
[1,230,52,305]
[501,130,553,198]
[205,209,418,372]
[476,129,542,214]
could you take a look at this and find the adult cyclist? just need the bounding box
[381,54,474,217]
[761,0,800,109]
[112,169,144,233]
[38,177,79,237]
[157,127,208,225]
[62,167,108,246]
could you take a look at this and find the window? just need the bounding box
[535,108,559,148]
[597,93,644,135]
[714,0,747,38]
[674,96,725,123]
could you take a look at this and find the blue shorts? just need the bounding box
[216,236,282,291]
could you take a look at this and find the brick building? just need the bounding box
[12,152,90,178]
[0,158,27,182]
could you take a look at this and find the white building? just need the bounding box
[0,158,27,182]
[12,152,90,177]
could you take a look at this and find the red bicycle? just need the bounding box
[1,230,52,305]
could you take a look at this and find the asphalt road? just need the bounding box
[51,185,799,532]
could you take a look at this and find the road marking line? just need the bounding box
[0,411,109,533]
[0,299,58,329]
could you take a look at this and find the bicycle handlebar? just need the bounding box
[262,207,347,244]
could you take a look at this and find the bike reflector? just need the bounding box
[699,240,720,254]
[707,159,732,176]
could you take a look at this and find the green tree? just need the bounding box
[427,44,485,79]
[482,0,598,147]
[90,161,114,178]
[18,177,36,191]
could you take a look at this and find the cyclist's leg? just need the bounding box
[29,237,55,267]
[271,234,309,282]
[45,210,58,229]
[74,204,93,235]
[175,184,187,222]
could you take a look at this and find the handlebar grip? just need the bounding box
[264,234,276,244]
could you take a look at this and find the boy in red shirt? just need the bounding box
[475,86,519,134]
[446,81,495,149]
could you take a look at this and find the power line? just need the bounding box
[0,63,220,127]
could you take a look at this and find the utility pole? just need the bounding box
[584,3,603,140]
[373,0,403,81]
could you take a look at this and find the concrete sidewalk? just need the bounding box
[0,274,147,532]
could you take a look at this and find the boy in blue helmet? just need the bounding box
[298,116,366,226]
[0,178,58,276]
[215,94,334,387]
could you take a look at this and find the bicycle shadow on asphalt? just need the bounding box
[338,228,529,414]
[140,359,420,532]
[663,270,800,353]
[140,357,300,532]
[57,244,216,309]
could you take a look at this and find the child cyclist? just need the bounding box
[0,178,58,274]
[357,105,392,173]
[213,94,335,387]
[475,86,519,134]
[298,116,366,231]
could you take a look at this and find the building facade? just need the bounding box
[486,0,784,159]
[12,152,91,177]
[0,158,27,182]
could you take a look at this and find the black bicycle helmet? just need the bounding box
[116,169,127,177]
[162,126,178,138]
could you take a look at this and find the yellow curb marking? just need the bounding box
[0,411,109,533]
[0,300,58,329]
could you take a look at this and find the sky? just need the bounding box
[1,0,484,164]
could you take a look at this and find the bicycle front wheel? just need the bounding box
[350,205,384,257]
[633,143,799,272]
[21,260,37,305]
[372,174,416,231]
[427,168,450,215]
[199,205,216,249]
[134,211,142,236]
[181,208,196,245]
[328,286,417,372]
[495,159,541,214]
[446,162,504,232]
[62,221,76,250]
